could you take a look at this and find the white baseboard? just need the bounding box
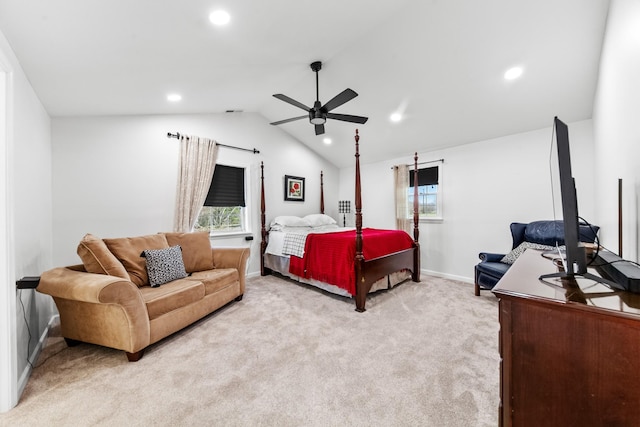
[421,269,474,285]
[17,314,59,398]
[246,270,261,279]
[249,268,474,285]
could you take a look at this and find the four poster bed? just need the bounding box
[260,130,421,312]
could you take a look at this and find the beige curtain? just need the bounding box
[173,135,219,232]
[393,164,411,233]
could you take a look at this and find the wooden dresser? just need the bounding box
[492,249,640,427]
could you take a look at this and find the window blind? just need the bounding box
[410,166,438,187]
[204,165,246,207]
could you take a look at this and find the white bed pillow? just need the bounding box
[304,214,337,227]
[270,215,311,228]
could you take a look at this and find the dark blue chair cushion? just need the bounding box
[475,261,511,291]
[476,261,510,277]
[512,220,600,247]
[523,221,565,246]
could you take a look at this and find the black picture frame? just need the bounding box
[284,175,305,202]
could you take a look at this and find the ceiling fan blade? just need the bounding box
[322,88,358,112]
[314,124,325,135]
[326,113,369,124]
[270,115,307,126]
[273,94,310,112]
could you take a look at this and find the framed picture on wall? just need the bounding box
[284,175,305,202]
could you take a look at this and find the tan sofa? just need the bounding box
[38,232,250,362]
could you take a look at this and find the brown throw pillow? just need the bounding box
[77,234,129,279]
[164,231,215,272]
[104,234,169,286]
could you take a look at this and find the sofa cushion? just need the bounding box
[104,234,169,286]
[164,231,215,272]
[142,246,188,287]
[188,268,239,295]
[139,278,205,320]
[77,233,129,279]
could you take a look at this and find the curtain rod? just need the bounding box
[167,132,260,154]
[391,158,444,169]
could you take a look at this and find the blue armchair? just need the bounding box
[474,220,600,296]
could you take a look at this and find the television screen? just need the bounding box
[554,117,585,275]
[539,117,619,288]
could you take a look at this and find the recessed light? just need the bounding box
[504,66,523,80]
[323,138,332,145]
[209,10,230,26]
[167,93,182,102]
[390,113,402,122]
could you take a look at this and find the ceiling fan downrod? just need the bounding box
[311,61,322,102]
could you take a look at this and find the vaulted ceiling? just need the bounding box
[0,0,610,167]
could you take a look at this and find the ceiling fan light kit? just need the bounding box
[271,61,368,136]
[309,102,326,125]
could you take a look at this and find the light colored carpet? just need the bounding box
[1,274,500,426]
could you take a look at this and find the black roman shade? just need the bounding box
[204,165,246,207]
[410,166,438,187]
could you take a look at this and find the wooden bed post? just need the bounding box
[260,161,268,276]
[320,170,325,214]
[354,130,366,312]
[412,152,421,282]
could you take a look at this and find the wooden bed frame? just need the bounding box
[260,129,421,312]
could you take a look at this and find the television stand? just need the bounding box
[493,249,640,427]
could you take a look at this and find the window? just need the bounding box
[407,164,442,220]
[194,164,249,234]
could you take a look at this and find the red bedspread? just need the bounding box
[289,228,414,295]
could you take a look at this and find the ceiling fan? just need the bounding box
[270,61,368,136]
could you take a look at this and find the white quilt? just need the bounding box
[265,225,352,258]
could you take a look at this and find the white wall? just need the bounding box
[0,29,54,412]
[593,0,640,262]
[52,113,339,276]
[340,120,596,282]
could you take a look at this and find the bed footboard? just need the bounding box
[355,246,420,312]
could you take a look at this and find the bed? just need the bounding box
[260,130,421,312]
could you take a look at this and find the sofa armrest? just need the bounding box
[213,247,250,294]
[38,267,151,353]
[478,252,506,262]
[40,267,139,303]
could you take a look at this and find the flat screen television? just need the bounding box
[539,117,620,288]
